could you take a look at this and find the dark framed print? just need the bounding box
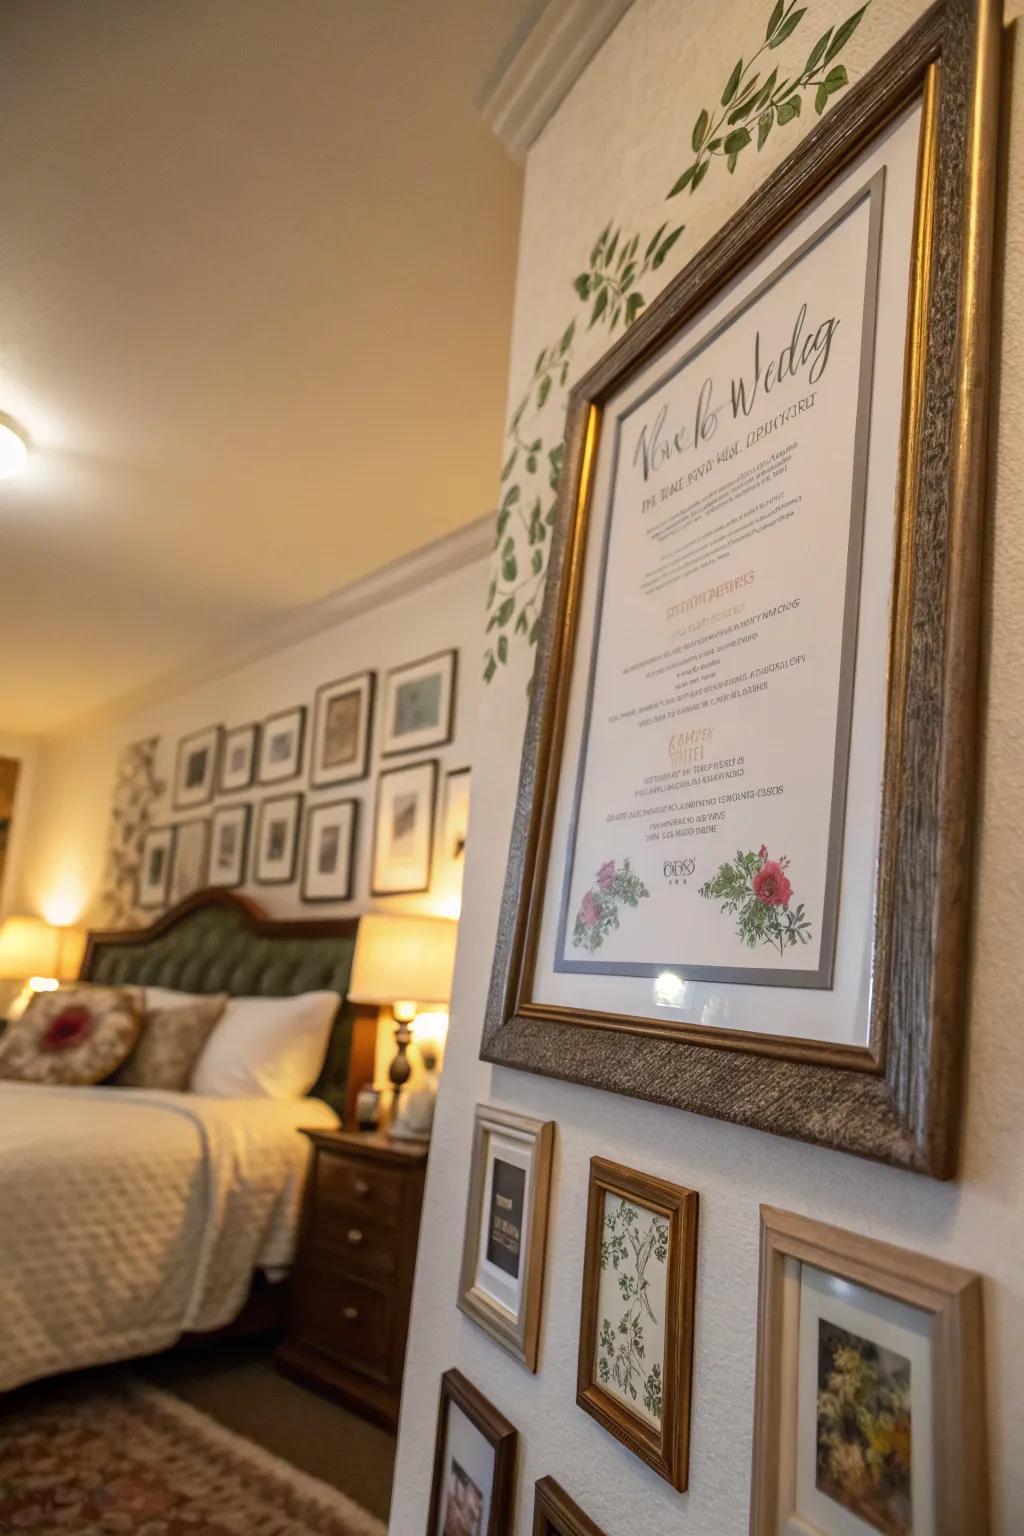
[751,1206,988,1536]
[427,1369,516,1536]
[219,722,259,793]
[457,1105,554,1371]
[481,0,1000,1177]
[578,1159,698,1490]
[442,767,471,866]
[533,1478,607,1536]
[254,793,303,884]
[172,725,220,810]
[169,818,210,905]
[301,798,358,903]
[371,759,437,896]
[311,671,375,788]
[209,803,251,889]
[257,705,306,785]
[381,649,456,757]
[137,825,175,910]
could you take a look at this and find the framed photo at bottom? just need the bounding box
[302,798,357,902]
[577,1158,698,1490]
[209,803,250,889]
[169,818,209,905]
[254,793,303,885]
[751,1206,987,1536]
[371,759,436,896]
[137,825,175,910]
[427,1369,516,1536]
[533,1477,606,1536]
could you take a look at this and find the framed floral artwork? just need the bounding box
[380,649,456,757]
[257,705,306,785]
[311,671,375,788]
[370,759,436,896]
[577,1158,698,1490]
[427,1369,516,1536]
[137,825,175,910]
[219,722,259,794]
[168,818,209,905]
[532,1478,607,1536]
[751,1206,987,1536]
[172,725,220,810]
[480,0,1001,1177]
[254,793,302,885]
[457,1105,554,1371]
[301,798,357,903]
[208,803,251,889]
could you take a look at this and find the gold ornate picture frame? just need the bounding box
[480,0,1001,1178]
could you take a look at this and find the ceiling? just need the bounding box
[0,0,527,734]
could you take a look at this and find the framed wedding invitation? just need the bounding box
[482,0,999,1176]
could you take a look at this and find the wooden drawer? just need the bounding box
[293,1262,396,1385]
[315,1152,404,1225]
[309,1213,398,1285]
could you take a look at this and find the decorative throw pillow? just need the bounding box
[0,986,142,1086]
[115,993,229,1091]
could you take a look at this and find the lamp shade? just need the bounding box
[347,914,457,1008]
[0,916,85,981]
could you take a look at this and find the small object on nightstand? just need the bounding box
[389,1041,439,1142]
[276,1129,428,1431]
[355,1085,382,1131]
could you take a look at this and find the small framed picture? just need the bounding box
[137,825,175,910]
[427,1369,516,1536]
[578,1158,698,1491]
[532,1478,607,1536]
[751,1206,987,1536]
[172,725,220,810]
[301,799,358,903]
[371,759,437,896]
[169,818,210,905]
[458,1105,554,1372]
[257,705,306,785]
[381,649,456,756]
[219,722,259,793]
[209,803,251,888]
[442,767,471,865]
[254,793,303,884]
[311,671,375,788]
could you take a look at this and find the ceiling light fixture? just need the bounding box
[0,414,30,479]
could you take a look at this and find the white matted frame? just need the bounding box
[751,1205,988,1536]
[137,824,175,910]
[169,818,209,905]
[311,671,375,788]
[381,649,457,757]
[457,1105,555,1371]
[172,725,220,810]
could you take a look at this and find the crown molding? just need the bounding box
[47,514,493,744]
[477,0,636,163]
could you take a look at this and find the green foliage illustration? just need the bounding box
[484,0,868,685]
[572,858,650,953]
[597,1200,669,1420]
[698,844,812,955]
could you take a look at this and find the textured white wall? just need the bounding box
[391,1,1024,1531]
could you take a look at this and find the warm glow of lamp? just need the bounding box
[0,915,87,1017]
[0,416,29,480]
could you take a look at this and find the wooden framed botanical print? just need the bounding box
[172,725,220,810]
[751,1205,987,1536]
[532,1478,607,1536]
[311,671,375,788]
[169,818,209,905]
[381,649,456,756]
[254,793,302,884]
[457,1105,554,1371]
[257,705,306,785]
[219,722,259,793]
[481,0,1001,1177]
[427,1369,516,1536]
[137,825,175,909]
[577,1158,698,1490]
[209,803,250,888]
[371,759,437,896]
[301,798,357,902]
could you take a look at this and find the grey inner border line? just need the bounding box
[552,165,887,989]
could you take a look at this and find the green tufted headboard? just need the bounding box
[80,889,369,1116]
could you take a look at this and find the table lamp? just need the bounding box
[0,916,87,1019]
[347,913,457,1138]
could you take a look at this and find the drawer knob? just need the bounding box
[353,1178,371,1198]
[342,1305,359,1320]
[347,1228,364,1245]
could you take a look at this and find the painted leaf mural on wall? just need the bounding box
[483,0,869,685]
[100,737,165,928]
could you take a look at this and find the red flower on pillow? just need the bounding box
[42,1005,94,1052]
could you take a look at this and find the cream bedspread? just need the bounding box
[0,1083,337,1392]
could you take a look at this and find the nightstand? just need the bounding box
[276,1129,428,1430]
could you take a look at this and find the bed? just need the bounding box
[0,889,376,1395]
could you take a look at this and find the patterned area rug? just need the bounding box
[0,1374,387,1535]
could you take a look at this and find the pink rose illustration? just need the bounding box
[752,860,792,908]
[42,1006,93,1052]
[579,890,601,928]
[597,860,616,891]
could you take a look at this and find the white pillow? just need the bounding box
[189,991,339,1100]
[145,985,208,1011]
